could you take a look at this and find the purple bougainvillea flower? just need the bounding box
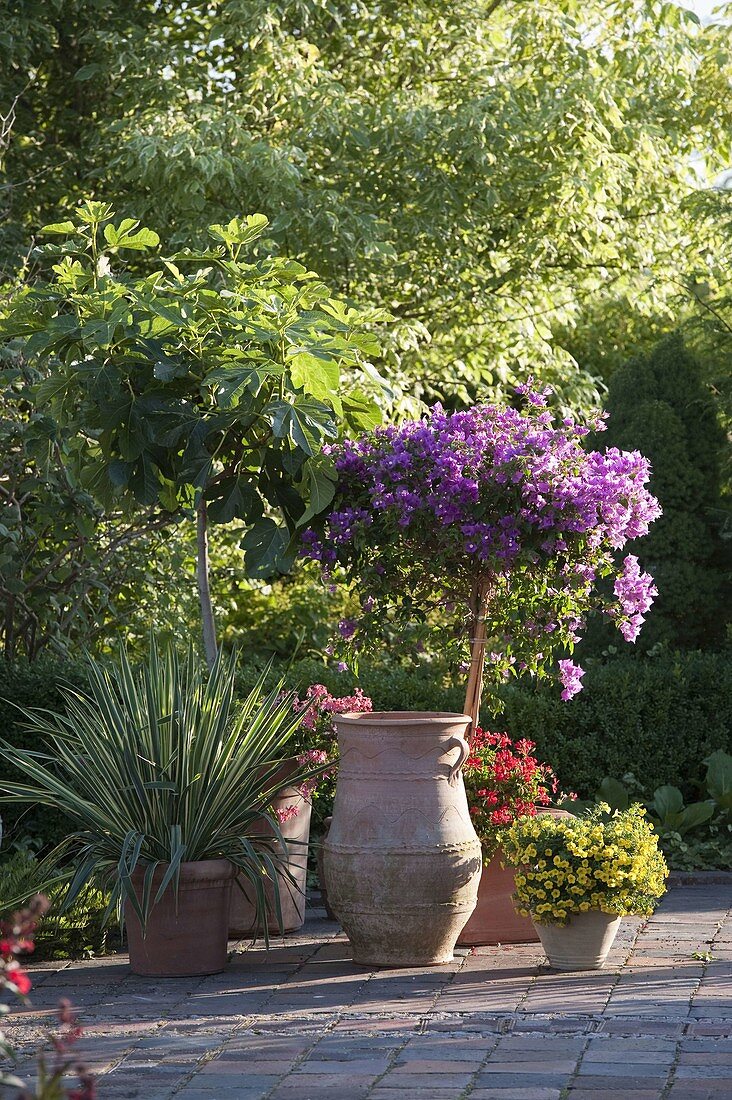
[300,391,661,701]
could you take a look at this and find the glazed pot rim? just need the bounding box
[335,710,471,725]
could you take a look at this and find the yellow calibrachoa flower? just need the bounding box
[498,803,668,926]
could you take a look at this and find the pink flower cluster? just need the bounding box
[273,687,374,822]
[613,554,658,642]
[558,659,585,701]
[296,684,373,732]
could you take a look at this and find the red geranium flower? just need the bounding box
[462,726,558,861]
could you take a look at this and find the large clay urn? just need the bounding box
[126,859,236,977]
[322,711,482,967]
[230,784,312,936]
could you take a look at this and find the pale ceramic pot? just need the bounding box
[323,711,483,967]
[229,785,312,936]
[126,859,236,977]
[458,807,575,947]
[532,910,622,970]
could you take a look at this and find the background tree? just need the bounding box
[0,202,385,664]
[2,1,732,410]
[0,351,179,660]
[599,334,729,650]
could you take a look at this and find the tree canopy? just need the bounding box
[3,0,732,409]
[1,0,730,662]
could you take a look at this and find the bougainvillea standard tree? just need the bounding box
[301,386,662,729]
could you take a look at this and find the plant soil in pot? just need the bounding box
[126,860,236,977]
[230,785,312,936]
[531,909,622,970]
[323,711,482,968]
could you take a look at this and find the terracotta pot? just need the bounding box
[229,785,312,936]
[532,910,622,970]
[323,711,482,967]
[126,859,236,977]
[457,853,537,945]
[457,806,576,947]
[316,816,338,920]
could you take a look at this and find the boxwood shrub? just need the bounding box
[1,647,729,850]
[241,647,731,800]
[0,656,89,850]
[499,649,732,799]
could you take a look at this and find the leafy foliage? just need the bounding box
[559,750,732,872]
[0,655,89,847]
[0,644,322,932]
[0,350,184,660]
[2,2,732,408]
[595,335,730,649]
[1,202,385,580]
[500,648,732,800]
[0,848,112,959]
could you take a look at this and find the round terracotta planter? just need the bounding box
[126,859,236,977]
[457,807,575,947]
[229,785,312,936]
[457,854,537,946]
[532,910,622,970]
[323,711,482,968]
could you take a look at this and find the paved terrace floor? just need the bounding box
[4,883,731,1100]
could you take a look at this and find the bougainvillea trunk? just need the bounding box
[463,576,492,735]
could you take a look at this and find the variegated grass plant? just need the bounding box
[0,643,322,937]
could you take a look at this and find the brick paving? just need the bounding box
[3,884,730,1099]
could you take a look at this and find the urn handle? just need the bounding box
[445,734,470,786]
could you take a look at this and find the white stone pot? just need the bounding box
[532,910,622,970]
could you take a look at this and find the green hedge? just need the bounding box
[2,649,729,850]
[242,648,731,799]
[499,649,732,798]
[0,656,89,850]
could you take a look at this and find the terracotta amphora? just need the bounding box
[126,859,236,977]
[322,711,482,967]
[229,785,312,936]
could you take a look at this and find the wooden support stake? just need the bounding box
[463,575,491,740]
